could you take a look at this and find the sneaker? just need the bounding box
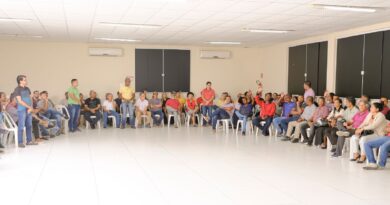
[26,141,38,146]
[301,139,309,144]
[336,131,350,137]
[18,144,26,148]
[281,137,290,141]
[291,138,299,143]
[363,163,380,170]
[330,148,336,153]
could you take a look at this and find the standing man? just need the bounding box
[303,81,315,101]
[119,77,136,129]
[67,79,81,132]
[200,81,215,126]
[14,75,38,148]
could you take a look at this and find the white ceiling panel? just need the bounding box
[0,0,389,46]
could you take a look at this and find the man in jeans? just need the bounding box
[200,81,215,126]
[149,92,164,126]
[119,77,135,129]
[272,94,296,136]
[67,79,81,132]
[363,123,390,170]
[37,91,65,134]
[13,75,38,148]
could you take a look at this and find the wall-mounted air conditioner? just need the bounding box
[200,50,231,59]
[88,48,123,57]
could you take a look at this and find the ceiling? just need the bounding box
[0,0,390,46]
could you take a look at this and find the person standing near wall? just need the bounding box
[67,79,81,132]
[119,77,136,129]
[14,75,38,148]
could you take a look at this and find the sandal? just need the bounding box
[350,153,360,161]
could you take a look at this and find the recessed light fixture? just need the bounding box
[242,28,292,33]
[207,41,241,45]
[0,18,32,22]
[312,4,379,13]
[99,22,162,29]
[95,37,141,42]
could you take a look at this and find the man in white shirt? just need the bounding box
[135,93,151,128]
[102,93,121,128]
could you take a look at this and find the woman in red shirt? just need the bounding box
[252,93,276,136]
[186,92,199,127]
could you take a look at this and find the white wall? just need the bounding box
[0,41,262,102]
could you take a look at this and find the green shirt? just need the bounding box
[67,87,80,105]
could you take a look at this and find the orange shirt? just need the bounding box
[201,88,215,106]
[186,99,196,110]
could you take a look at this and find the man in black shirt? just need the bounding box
[114,91,122,113]
[84,90,101,129]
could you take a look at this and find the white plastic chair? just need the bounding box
[168,114,181,128]
[151,114,164,127]
[2,111,18,147]
[135,115,149,128]
[255,121,273,137]
[185,113,200,127]
[216,118,234,134]
[55,105,70,134]
[236,118,254,135]
[86,115,101,129]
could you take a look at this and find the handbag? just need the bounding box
[361,130,374,136]
[314,118,329,127]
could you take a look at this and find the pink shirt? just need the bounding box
[352,110,369,129]
[304,88,315,100]
[312,106,329,122]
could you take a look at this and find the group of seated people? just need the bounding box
[1,76,389,171]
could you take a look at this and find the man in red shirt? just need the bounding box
[166,91,182,128]
[252,93,276,136]
[200,81,215,126]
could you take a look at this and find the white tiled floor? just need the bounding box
[1,127,389,205]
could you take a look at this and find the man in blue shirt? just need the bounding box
[272,94,296,136]
[14,75,38,148]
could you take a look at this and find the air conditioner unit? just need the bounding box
[200,50,231,59]
[88,48,123,57]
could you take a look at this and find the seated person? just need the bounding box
[282,96,316,143]
[135,93,151,128]
[6,94,18,123]
[149,92,164,126]
[211,95,235,131]
[0,110,5,149]
[324,90,335,112]
[84,90,101,129]
[380,97,389,115]
[279,95,304,137]
[363,122,390,170]
[303,97,329,145]
[0,91,8,111]
[185,92,199,127]
[272,94,296,136]
[313,98,343,149]
[332,101,369,157]
[350,102,387,163]
[359,94,370,107]
[37,91,65,134]
[177,91,186,111]
[252,93,276,136]
[326,97,358,154]
[114,91,122,113]
[102,93,120,128]
[200,81,215,126]
[166,91,182,128]
[235,96,253,135]
[162,92,170,124]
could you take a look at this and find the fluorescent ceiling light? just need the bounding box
[0,34,43,38]
[242,28,292,33]
[0,18,32,22]
[207,41,241,45]
[313,4,378,13]
[99,22,162,29]
[95,37,140,42]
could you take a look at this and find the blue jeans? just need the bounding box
[235,110,248,133]
[120,102,134,126]
[201,105,213,125]
[103,111,120,128]
[42,108,63,129]
[211,108,230,129]
[39,115,60,136]
[17,110,32,144]
[364,137,390,167]
[252,116,273,136]
[280,116,299,134]
[151,110,164,125]
[272,116,286,135]
[68,104,80,132]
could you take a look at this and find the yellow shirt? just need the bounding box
[119,86,134,100]
[178,97,186,106]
